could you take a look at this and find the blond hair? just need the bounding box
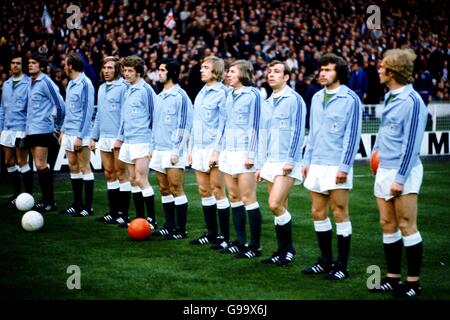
[382,48,417,84]
[202,56,225,82]
[229,60,254,86]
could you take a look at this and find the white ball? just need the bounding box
[16,193,35,211]
[21,210,44,232]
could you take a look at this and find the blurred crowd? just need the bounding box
[0,0,448,104]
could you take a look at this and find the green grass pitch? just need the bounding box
[0,161,449,300]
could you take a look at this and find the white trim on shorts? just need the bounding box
[61,134,90,152]
[97,137,116,152]
[374,163,423,200]
[191,146,216,173]
[149,150,187,174]
[0,130,26,147]
[118,142,151,164]
[218,150,255,177]
[304,164,353,195]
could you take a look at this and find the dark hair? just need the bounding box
[66,53,84,72]
[268,60,291,77]
[159,58,180,84]
[29,52,48,72]
[100,56,121,81]
[11,53,24,61]
[123,55,145,77]
[318,53,349,84]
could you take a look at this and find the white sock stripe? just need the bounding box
[275,210,292,226]
[131,186,141,193]
[83,172,95,181]
[70,172,83,179]
[230,201,244,208]
[314,218,332,232]
[19,164,31,173]
[174,195,188,205]
[403,232,422,247]
[201,196,217,206]
[7,165,19,173]
[336,221,352,236]
[216,198,230,209]
[107,180,120,189]
[245,202,259,211]
[161,195,175,203]
[119,181,132,192]
[142,186,154,197]
[383,230,402,244]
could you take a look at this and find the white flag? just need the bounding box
[41,5,54,34]
[164,9,176,29]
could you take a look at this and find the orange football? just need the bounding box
[370,149,379,175]
[128,218,151,240]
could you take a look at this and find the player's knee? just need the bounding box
[35,162,48,171]
[5,158,16,167]
[80,166,92,175]
[103,169,115,180]
[157,183,170,195]
[333,211,349,223]
[17,158,28,167]
[170,185,184,197]
[129,176,138,186]
[311,207,327,220]
[228,194,240,203]
[197,187,211,198]
[240,195,256,206]
[211,185,225,199]
[398,217,416,234]
[379,217,397,232]
[268,198,283,214]
[115,168,128,181]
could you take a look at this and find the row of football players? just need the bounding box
[1,50,426,297]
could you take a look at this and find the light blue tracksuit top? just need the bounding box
[62,73,95,138]
[373,84,428,184]
[26,73,65,135]
[189,82,227,152]
[117,78,156,147]
[91,78,128,141]
[303,85,362,173]
[0,75,30,131]
[219,86,261,159]
[257,85,306,169]
[153,84,193,156]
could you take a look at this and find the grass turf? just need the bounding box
[0,161,449,300]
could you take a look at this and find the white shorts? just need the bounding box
[304,164,353,194]
[260,161,303,185]
[374,164,423,200]
[0,130,25,148]
[219,150,256,177]
[149,150,187,173]
[191,146,216,173]
[61,134,90,152]
[97,137,116,152]
[118,142,151,164]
